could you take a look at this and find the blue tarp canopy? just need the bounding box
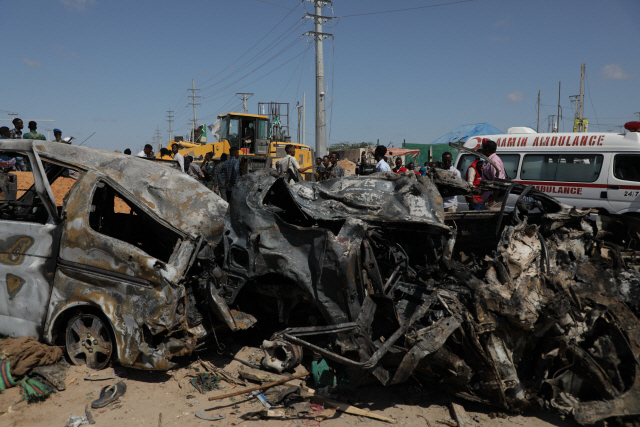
[403,123,504,165]
[429,123,504,145]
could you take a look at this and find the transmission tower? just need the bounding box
[188,80,201,142]
[167,110,174,143]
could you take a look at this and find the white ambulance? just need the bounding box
[454,122,640,216]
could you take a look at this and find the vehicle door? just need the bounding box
[606,153,640,215]
[57,171,196,289]
[0,148,63,339]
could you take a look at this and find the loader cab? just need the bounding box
[219,113,270,156]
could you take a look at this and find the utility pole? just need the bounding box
[166,109,174,143]
[537,90,541,133]
[155,126,162,153]
[572,63,586,132]
[635,112,640,121]
[296,101,302,144]
[548,115,557,133]
[302,92,306,146]
[305,1,332,156]
[579,63,585,124]
[188,80,200,142]
[236,93,254,114]
[556,81,561,133]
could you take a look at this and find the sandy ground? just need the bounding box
[0,345,578,427]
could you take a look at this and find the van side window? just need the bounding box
[521,154,603,183]
[613,155,640,182]
[501,154,520,179]
[89,182,181,262]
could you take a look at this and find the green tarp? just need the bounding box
[402,143,459,165]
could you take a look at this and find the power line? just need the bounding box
[257,0,475,17]
[200,20,306,95]
[201,38,307,103]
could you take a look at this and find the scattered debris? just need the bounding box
[84,404,95,425]
[302,386,396,423]
[195,410,226,421]
[31,361,69,391]
[64,415,88,427]
[208,372,309,401]
[449,401,472,427]
[190,372,222,394]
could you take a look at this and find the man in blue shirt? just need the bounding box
[217,147,240,202]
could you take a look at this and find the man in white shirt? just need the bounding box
[171,143,185,172]
[441,152,461,212]
[374,146,391,172]
[137,144,153,158]
[278,144,314,183]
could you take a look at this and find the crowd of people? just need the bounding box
[372,141,506,213]
[0,118,68,172]
[1,125,505,211]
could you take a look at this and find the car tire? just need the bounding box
[65,312,114,370]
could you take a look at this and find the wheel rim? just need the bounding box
[65,313,113,370]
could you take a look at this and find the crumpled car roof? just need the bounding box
[282,171,452,230]
[17,140,227,241]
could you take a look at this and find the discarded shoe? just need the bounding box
[91,381,126,409]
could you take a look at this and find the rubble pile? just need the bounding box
[192,169,640,425]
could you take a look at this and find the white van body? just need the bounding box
[454,129,640,216]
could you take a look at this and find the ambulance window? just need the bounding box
[613,155,640,182]
[501,154,520,179]
[521,154,603,183]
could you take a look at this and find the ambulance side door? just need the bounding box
[606,153,640,215]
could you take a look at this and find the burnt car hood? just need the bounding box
[33,141,227,244]
[262,169,452,230]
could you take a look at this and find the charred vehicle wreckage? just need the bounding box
[2,141,640,424]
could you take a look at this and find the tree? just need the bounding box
[328,141,373,151]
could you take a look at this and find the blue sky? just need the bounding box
[3,0,639,153]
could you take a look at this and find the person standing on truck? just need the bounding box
[218,147,240,201]
[171,143,185,172]
[23,121,46,140]
[441,152,462,212]
[465,153,484,210]
[375,146,391,172]
[53,129,64,143]
[9,118,23,139]
[479,139,506,211]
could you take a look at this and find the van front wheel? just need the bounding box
[65,313,114,370]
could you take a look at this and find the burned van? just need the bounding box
[0,140,227,370]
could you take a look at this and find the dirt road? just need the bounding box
[0,346,576,427]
